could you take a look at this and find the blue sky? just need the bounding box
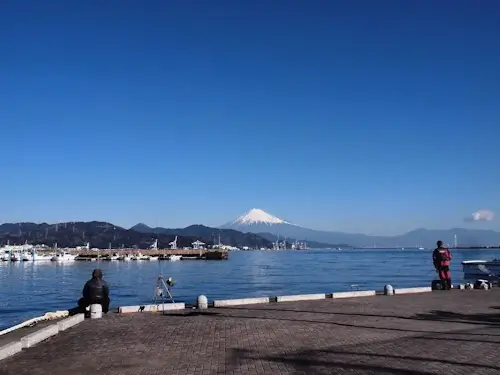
[1,0,499,235]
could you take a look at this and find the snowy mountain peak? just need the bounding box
[231,208,292,226]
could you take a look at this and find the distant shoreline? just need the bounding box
[453,246,500,249]
[352,246,500,250]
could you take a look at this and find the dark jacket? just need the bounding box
[83,277,109,301]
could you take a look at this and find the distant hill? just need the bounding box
[0,221,272,249]
[221,208,500,247]
[0,221,193,249]
[4,214,499,250]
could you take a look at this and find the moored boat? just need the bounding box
[102,253,120,261]
[1,250,11,261]
[22,251,52,261]
[131,252,144,260]
[10,251,22,262]
[462,259,500,278]
[51,252,77,262]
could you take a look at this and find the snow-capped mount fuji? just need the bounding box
[228,208,296,227]
[221,208,306,236]
[220,208,500,248]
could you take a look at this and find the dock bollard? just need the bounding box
[475,280,491,290]
[197,295,208,310]
[90,304,102,319]
[384,285,394,296]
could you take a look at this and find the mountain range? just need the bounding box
[2,208,499,249]
[0,221,273,249]
[221,208,500,248]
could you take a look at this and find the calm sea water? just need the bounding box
[1,248,499,330]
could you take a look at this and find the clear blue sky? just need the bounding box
[1,0,499,235]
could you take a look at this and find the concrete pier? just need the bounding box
[1,289,500,374]
[73,249,229,260]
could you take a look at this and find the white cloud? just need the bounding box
[466,209,495,222]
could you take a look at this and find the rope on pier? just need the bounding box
[0,310,69,336]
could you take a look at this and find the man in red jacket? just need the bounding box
[433,240,452,290]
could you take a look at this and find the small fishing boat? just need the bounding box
[51,252,77,262]
[168,255,182,261]
[10,252,22,262]
[22,251,52,261]
[131,252,150,260]
[118,254,132,261]
[103,253,120,261]
[462,259,500,278]
[0,250,11,261]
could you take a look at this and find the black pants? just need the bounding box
[78,297,110,313]
[438,267,452,290]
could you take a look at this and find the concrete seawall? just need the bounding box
[1,288,499,374]
[0,314,84,362]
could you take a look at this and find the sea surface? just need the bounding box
[1,248,499,330]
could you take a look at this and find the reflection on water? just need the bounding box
[1,248,500,329]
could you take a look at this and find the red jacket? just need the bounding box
[433,247,452,268]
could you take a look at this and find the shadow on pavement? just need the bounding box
[414,310,500,325]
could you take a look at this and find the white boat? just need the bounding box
[22,251,52,261]
[118,254,132,261]
[36,252,53,261]
[168,255,182,261]
[462,259,500,278]
[149,255,159,261]
[51,252,77,262]
[131,252,149,260]
[10,252,22,262]
[106,253,120,261]
[1,250,11,261]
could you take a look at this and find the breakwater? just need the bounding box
[75,249,228,260]
[38,248,229,259]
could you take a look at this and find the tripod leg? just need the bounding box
[166,288,176,304]
[160,279,176,306]
[152,278,165,309]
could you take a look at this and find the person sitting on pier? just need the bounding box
[433,240,452,290]
[78,269,110,313]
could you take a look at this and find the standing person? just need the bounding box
[433,240,452,290]
[78,269,110,313]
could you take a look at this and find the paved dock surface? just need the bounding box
[2,289,500,375]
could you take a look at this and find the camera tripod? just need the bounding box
[152,276,177,313]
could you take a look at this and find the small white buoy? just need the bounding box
[197,295,208,309]
[90,304,103,319]
[384,285,394,296]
